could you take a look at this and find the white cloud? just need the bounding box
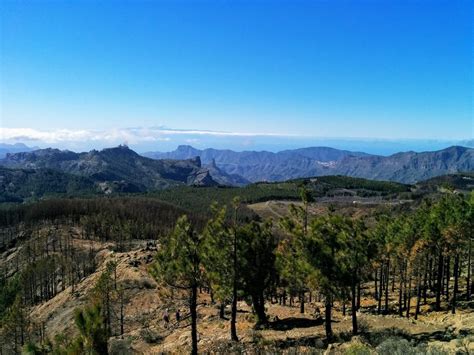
[0,126,298,144]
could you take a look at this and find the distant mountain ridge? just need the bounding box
[0,143,39,158]
[144,145,474,184]
[144,145,369,182]
[1,144,472,200]
[0,145,246,194]
[145,145,368,164]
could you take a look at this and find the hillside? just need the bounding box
[0,182,472,354]
[147,175,414,219]
[0,167,97,203]
[334,146,474,184]
[1,145,471,199]
[0,145,248,193]
[145,145,474,184]
[416,172,474,192]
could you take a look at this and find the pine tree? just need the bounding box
[202,203,239,341]
[239,221,277,325]
[279,202,313,314]
[299,215,362,341]
[150,215,203,355]
[73,303,108,354]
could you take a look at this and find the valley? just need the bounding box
[0,171,472,354]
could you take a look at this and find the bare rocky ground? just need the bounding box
[247,199,401,222]
[26,236,473,354]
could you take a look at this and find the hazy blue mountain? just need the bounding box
[0,143,39,158]
[333,146,474,184]
[143,145,368,182]
[144,145,367,163]
[460,139,474,148]
[144,145,474,184]
[279,146,369,160]
[203,159,250,186]
[2,145,471,195]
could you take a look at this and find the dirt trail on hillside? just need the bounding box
[26,239,473,354]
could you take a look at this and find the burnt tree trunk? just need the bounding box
[451,255,459,314]
[435,252,443,311]
[384,259,390,314]
[190,284,198,355]
[325,296,334,342]
[351,280,358,335]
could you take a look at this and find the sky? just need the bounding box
[0,0,472,154]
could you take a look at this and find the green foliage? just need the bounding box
[202,204,234,304]
[238,221,277,324]
[151,215,203,290]
[375,337,448,355]
[278,202,314,297]
[148,175,412,218]
[72,303,108,354]
[300,175,411,194]
[0,295,30,353]
[0,173,473,353]
[23,341,47,354]
[344,343,373,355]
[0,275,20,321]
[148,183,300,219]
[0,197,204,242]
[150,215,203,354]
[0,167,97,203]
[417,172,474,193]
[302,215,356,295]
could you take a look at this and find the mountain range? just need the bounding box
[0,143,39,158]
[0,144,472,202]
[144,145,473,184]
[0,145,247,197]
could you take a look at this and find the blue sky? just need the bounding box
[0,0,472,153]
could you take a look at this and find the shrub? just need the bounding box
[345,343,373,355]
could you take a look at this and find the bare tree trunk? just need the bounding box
[252,293,267,325]
[325,296,334,342]
[374,268,379,301]
[428,257,433,291]
[415,270,422,320]
[452,255,459,314]
[445,256,450,301]
[398,264,404,317]
[357,282,361,311]
[385,259,390,314]
[120,290,124,338]
[351,281,358,335]
[300,291,305,314]
[190,284,198,355]
[423,258,429,305]
[219,303,225,319]
[406,271,412,318]
[467,237,472,301]
[378,263,383,314]
[435,252,443,311]
[231,228,238,342]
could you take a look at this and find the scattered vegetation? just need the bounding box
[0,176,472,354]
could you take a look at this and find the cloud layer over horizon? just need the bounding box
[0,126,472,156]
